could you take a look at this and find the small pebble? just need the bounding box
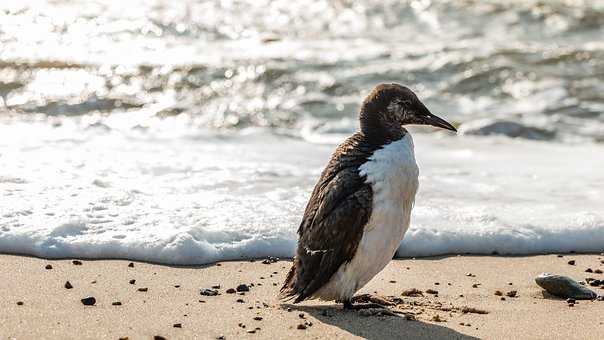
[472,284,479,288]
[128,262,134,268]
[17,301,24,306]
[154,336,167,340]
[64,281,73,289]
[72,260,83,265]
[138,287,148,292]
[174,285,180,288]
[434,282,440,286]
[216,335,225,340]
[226,288,236,294]
[426,289,438,295]
[173,323,182,328]
[298,313,305,319]
[236,284,250,292]
[112,301,122,306]
[568,303,574,307]
[586,268,593,273]
[506,290,517,298]
[129,279,136,284]
[200,289,219,296]
[595,269,603,274]
[236,299,245,303]
[211,284,221,289]
[566,298,576,304]
[246,329,256,334]
[253,316,263,321]
[297,324,307,330]
[568,260,576,265]
[45,264,53,270]
[494,290,503,296]
[81,297,96,306]
[500,297,506,301]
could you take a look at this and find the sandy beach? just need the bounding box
[1,254,603,340]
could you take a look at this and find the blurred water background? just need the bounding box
[1,0,603,264]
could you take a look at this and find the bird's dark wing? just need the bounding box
[281,132,379,302]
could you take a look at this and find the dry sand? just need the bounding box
[1,254,603,340]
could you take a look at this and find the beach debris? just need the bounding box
[129,279,136,284]
[174,285,180,288]
[585,268,593,273]
[128,262,134,267]
[262,256,279,264]
[425,289,438,295]
[500,297,506,301]
[173,323,182,328]
[567,260,575,265]
[253,316,263,321]
[226,288,236,294]
[236,298,245,303]
[595,269,603,274]
[45,264,53,270]
[535,273,597,299]
[297,324,307,330]
[236,284,250,292]
[112,301,122,306]
[72,260,83,265]
[211,284,221,289]
[466,273,475,277]
[461,306,489,314]
[81,297,96,305]
[17,301,24,306]
[506,290,517,298]
[472,284,479,288]
[200,288,219,296]
[401,288,423,297]
[246,329,256,334]
[431,314,444,322]
[137,287,148,292]
[64,281,73,289]
[494,290,503,296]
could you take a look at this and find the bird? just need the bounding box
[280,83,456,309]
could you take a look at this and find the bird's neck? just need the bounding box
[359,107,406,145]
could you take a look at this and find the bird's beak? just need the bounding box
[416,103,457,132]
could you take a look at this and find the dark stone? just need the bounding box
[81,297,96,305]
[129,279,136,284]
[112,302,122,306]
[253,316,262,321]
[506,290,517,297]
[72,260,83,265]
[200,288,219,296]
[64,281,73,289]
[426,289,438,295]
[226,288,236,294]
[567,260,576,265]
[535,273,597,299]
[236,284,250,292]
[138,288,148,292]
[586,268,593,273]
[297,324,307,330]
[173,323,182,328]
[153,336,167,340]
[211,285,221,289]
[45,264,53,270]
[16,301,24,306]
[128,262,134,267]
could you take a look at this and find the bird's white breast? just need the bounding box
[315,134,419,301]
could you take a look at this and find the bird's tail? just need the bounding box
[278,262,299,302]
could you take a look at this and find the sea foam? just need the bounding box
[1,122,603,264]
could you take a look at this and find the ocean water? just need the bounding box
[1,0,603,264]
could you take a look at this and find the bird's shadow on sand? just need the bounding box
[283,304,479,340]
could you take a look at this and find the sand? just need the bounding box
[1,254,603,340]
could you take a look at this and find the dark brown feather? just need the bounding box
[281,132,391,302]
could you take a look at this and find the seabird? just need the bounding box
[280,83,456,309]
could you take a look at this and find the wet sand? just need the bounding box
[1,254,603,339]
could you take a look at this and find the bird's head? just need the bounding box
[359,83,456,139]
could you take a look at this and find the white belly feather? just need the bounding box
[315,134,419,301]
